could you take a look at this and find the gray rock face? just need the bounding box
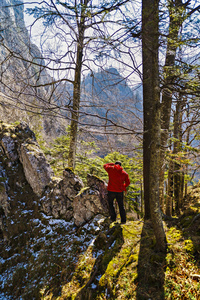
[41,169,83,221]
[0,182,10,217]
[40,180,73,220]
[61,168,84,199]
[0,122,109,229]
[18,142,53,196]
[0,180,10,236]
[40,169,83,220]
[0,154,10,235]
[73,174,109,226]
[1,135,18,162]
[0,122,53,197]
[87,174,109,212]
[0,0,66,142]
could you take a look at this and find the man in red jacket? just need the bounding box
[104,161,130,224]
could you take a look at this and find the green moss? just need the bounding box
[166,252,174,265]
[88,174,104,182]
[122,224,140,239]
[64,167,75,174]
[126,253,138,264]
[190,205,199,212]
[25,143,39,152]
[77,187,89,197]
[2,132,10,137]
[184,239,195,254]
[11,121,20,126]
[72,249,95,285]
[166,227,182,243]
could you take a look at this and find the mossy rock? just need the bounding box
[94,232,107,249]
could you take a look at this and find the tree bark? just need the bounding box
[183,123,191,199]
[142,0,154,220]
[159,0,184,210]
[142,0,167,251]
[173,96,184,212]
[166,159,174,216]
[68,5,86,169]
[68,44,83,168]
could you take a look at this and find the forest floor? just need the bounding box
[0,185,200,300]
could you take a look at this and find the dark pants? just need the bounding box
[107,191,126,223]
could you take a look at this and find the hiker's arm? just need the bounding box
[103,163,114,172]
[124,174,130,190]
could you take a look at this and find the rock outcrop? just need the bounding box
[0,122,109,239]
[40,169,84,220]
[0,180,10,217]
[0,122,53,196]
[73,174,109,226]
[18,141,53,196]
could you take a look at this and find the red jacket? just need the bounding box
[104,163,130,192]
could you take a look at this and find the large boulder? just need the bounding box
[87,174,109,212]
[73,174,109,226]
[0,122,53,197]
[40,179,73,220]
[60,168,84,199]
[40,169,84,220]
[18,141,53,196]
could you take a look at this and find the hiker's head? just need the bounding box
[115,161,121,166]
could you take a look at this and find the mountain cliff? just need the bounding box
[79,67,143,154]
[0,0,66,141]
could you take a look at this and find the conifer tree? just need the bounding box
[142,0,167,251]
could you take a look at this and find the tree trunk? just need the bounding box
[166,159,174,216]
[68,48,82,168]
[140,180,144,216]
[142,0,166,251]
[142,0,154,220]
[68,11,85,169]
[173,96,184,212]
[159,0,183,210]
[183,118,191,201]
